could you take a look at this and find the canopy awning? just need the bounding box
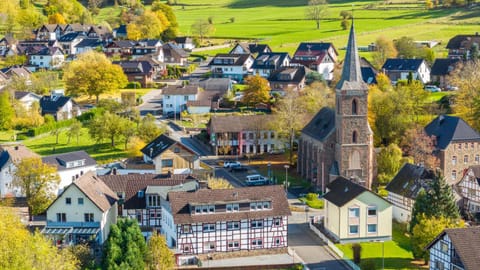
[42,227,73,235]
[72,227,100,235]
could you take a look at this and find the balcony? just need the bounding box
[46,221,100,228]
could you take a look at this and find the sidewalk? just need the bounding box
[201,253,294,268]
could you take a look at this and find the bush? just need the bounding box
[306,193,317,201]
[28,118,76,137]
[360,259,377,270]
[229,17,235,23]
[125,81,141,89]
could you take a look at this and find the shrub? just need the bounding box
[306,193,317,201]
[208,16,213,24]
[27,118,76,137]
[229,17,235,23]
[125,81,141,89]
[360,259,377,270]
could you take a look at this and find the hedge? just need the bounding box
[28,118,76,137]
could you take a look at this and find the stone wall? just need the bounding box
[196,247,288,261]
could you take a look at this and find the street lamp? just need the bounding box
[284,165,290,193]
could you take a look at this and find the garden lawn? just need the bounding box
[426,91,452,103]
[74,88,153,105]
[0,131,14,142]
[335,223,419,269]
[23,127,128,164]
[299,196,324,209]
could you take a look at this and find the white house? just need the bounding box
[426,227,480,270]
[162,85,199,116]
[42,172,118,247]
[382,58,431,84]
[42,150,97,193]
[28,47,64,70]
[174,37,195,51]
[291,42,338,81]
[57,32,85,55]
[14,91,42,109]
[39,90,81,121]
[163,185,291,266]
[385,163,434,223]
[208,54,254,83]
[132,39,164,62]
[251,52,291,78]
[0,145,40,197]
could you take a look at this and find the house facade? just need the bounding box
[14,91,42,109]
[426,227,480,270]
[291,42,337,81]
[268,66,306,94]
[430,58,461,88]
[141,134,200,174]
[209,54,254,82]
[28,46,64,70]
[39,91,80,120]
[425,115,480,185]
[163,185,290,265]
[57,33,85,55]
[162,85,199,115]
[0,145,40,197]
[42,150,97,193]
[208,115,284,156]
[323,177,392,243]
[162,43,188,66]
[385,163,434,223]
[42,172,118,247]
[456,165,480,220]
[114,60,155,88]
[251,52,291,78]
[446,34,480,60]
[381,58,431,84]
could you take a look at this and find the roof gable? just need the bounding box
[425,115,480,150]
[385,163,434,199]
[382,58,426,71]
[324,177,391,207]
[430,58,461,76]
[301,107,335,141]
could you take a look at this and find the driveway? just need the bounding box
[137,89,162,116]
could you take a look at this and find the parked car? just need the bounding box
[223,161,241,168]
[446,85,459,91]
[230,164,248,172]
[425,85,441,92]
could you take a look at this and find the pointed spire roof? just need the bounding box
[336,20,367,90]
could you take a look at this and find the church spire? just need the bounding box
[336,19,364,89]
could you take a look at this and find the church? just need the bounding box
[298,22,375,192]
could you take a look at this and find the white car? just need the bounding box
[223,161,241,168]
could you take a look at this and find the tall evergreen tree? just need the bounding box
[103,218,147,270]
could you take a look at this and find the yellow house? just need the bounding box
[323,177,392,243]
[141,134,200,174]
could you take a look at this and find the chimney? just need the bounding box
[14,145,19,150]
[112,167,117,175]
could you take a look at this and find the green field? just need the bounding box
[23,128,128,164]
[157,0,480,58]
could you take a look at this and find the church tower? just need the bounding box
[334,21,374,188]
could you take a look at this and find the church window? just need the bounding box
[349,151,361,169]
[352,99,358,115]
[352,131,358,143]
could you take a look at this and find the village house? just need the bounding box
[446,34,480,60]
[381,58,431,84]
[39,90,81,120]
[424,115,480,184]
[208,114,284,156]
[0,35,17,57]
[100,173,199,238]
[162,84,200,116]
[74,38,104,55]
[291,42,337,81]
[42,172,118,249]
[430,58,461,88]
[229,42,272,55]
[57,32,86,55]
[323,177,392,243]
[14,91,42,109]
[162,185,290,265]
[104,40,136,58]
[28,46,65,70]
[426,227,480,270]
[456,165,480,221]
[251,52,291,78]
[0,144,40,197]
[35,24,59,41]
[42,150,97,193]
[87,25,112,41]
[114,60,156,88]
[141,134,200,174]
[360,57,378,84]
[208,54,254,83]
[385,163,435,223]
[131,39,164,62]
[162,43,188,66]
[1,66,32,85]
[174,37,195,51]
[112,25,127,40]
[268,66,306,95]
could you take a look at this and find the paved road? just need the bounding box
[138,89,162,116]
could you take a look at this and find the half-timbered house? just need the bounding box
[456,165,480,220]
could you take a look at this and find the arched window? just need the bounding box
[352,131,358,143]
[352,99,358,115]
[349,151,361,169]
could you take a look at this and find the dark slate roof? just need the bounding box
[209,54,251,66]
[446,34,480,50]
[301,107,335,141]
[31,46,63,56]
[115,25,127,35]
[75,38,103,48]
[425,227,480,270]
[382,58,425,71]
[324,177,390,207]
[113,60,153,75]
[42,150,97,171]
[268,66,306,84]
[294,42,337,57]
[252,52,290,69]
[0,151,9,169]
[430,58,461,76]
[248,43,271,54]
[425,115,480,150]
[209,115,271,133]
[100,173,198,210]
[336,22,368,91]
[385,163,435,199]
[136,39,162,47]
[189,78,231,92]
[163,43,188,58]
[174,37,192,44]
[140,134,195,159]
[39,95,71,114]
[106,40,136,48]
[58,32,85,42]
[361,57,378,84]
[169,185,290,224]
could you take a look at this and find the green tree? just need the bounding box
[207,176,233,189]
[146,231,175,270]
[373,36,397,69]
[103,218,147,270]
[394,36,422,59]
[0,92,14,130]
[376,143,404,185]
[306,0,328,30]
[89,112,131,147]
[50,126,62,145]
[242,74,271,106]
[12,157,60,218]
[152,0,179,41]
[138,114,163,142]
[63,51,128,103]
[191,18,215,43]
[66,119,82,144]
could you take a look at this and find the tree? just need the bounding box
[376,143,404,185]
[13,157,60,218]
[103,218,147,270]
[138,114,163,142]
[411,214,463,263]
[242,74,270,106]
[146,231,175,270]
[373,36,397,69]
[50,127,62,145]
[89,112,131,147]
[0,207,79,270]
[152,0,179,41]
[306,0,328,30]
[88,0,103,15]
[66,119,82,144]
[63,51,128,103]
[127,10,170,40]
[48,12,66,24]
[0,92,14,130]
[394,36,422,59]
[127,136,146,157]
[400,127,439,169]
[191,19,215,43]
[207,176,233,189]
